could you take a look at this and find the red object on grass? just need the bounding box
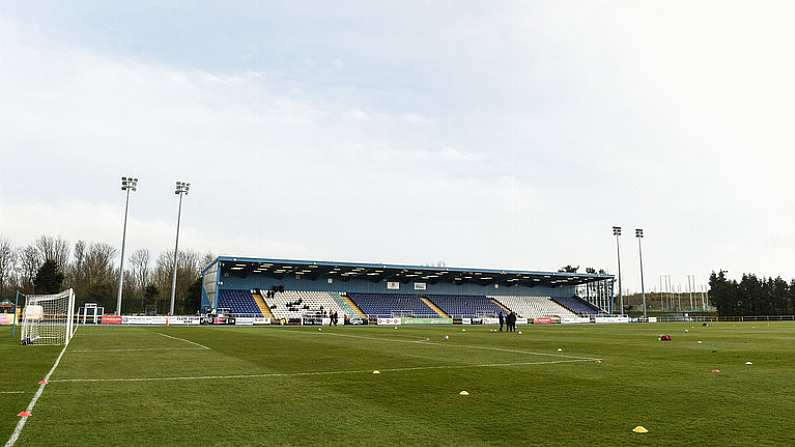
[660,335,672,341]
[18,411,31,417]
[38,380,48,385]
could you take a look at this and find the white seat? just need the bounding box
[263,291,348,320]
[491,296,575,319]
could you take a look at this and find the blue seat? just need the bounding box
[348,293,436,317]
[217,290,263,316]
[426,295,501,318]
[552,296,601,315]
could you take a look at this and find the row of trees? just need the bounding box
[709,270,795,316]
[0,235,212,315]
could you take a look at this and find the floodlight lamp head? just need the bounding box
[121,176,138,191]
[175,180,190,195]
[635,228,644,238]
[612,226,622,236]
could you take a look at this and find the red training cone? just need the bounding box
[38,380,48,385]
[18,411,31,417]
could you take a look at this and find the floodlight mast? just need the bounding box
[116,176,138,316]
[169,181,190,316]
[612,226,623,315]
[635,228,647,318]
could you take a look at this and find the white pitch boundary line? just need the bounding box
[4,341,70,447]
[49,358,599,384]
[0,392,26,395]
[155,333,211,350]
[287,331,599,361]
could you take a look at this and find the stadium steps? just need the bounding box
[420,297,450,318]
[341,294,367,318]
[252,290,274,319]
[330,293,357,318]
[490,297,512,313]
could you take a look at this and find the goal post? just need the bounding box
[20,289,76,346]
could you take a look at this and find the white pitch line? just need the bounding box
[4,341,70,447]
[49,358,599,384]
[72,333,145,337]
[296,331,599,361]
[70,347,204,353]
[0,392,26,395]
[155,333,211,350]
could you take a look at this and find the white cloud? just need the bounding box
[2,3,795,290]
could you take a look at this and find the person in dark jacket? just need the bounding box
[508,312,516,332]
[498,311,504,332]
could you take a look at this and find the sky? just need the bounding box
[2,1,795,294]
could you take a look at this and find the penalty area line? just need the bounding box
[49,358,601,384]
[154,332,211,350]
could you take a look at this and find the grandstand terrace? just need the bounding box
[201,257,615,318]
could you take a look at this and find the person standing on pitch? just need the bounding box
[509,311,516,332]
[498,311,504,332]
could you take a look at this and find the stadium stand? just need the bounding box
[552,296,603,315]
[420,297,450,318]
[491,296,575,318]
[217,289,263,316]
[425,295,502,318]
[251,290,275,319]
[331,293,361,318]
[264,290,350,321]
[347,293,437,317]
[340,294,367,317]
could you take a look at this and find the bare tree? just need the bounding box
[129,248,151,309]
[18,245,42,292]
[82,243,117,287]
[153,249,203,314]
[201,252,215,269]
[75,242,117,309]
[35,235,71,271]
[72,240,87,271]
[0,237,16,298]
[66,240,87,291]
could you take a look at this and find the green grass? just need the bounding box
[2,322,795,446]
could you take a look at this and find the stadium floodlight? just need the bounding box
[169,181,190,316]
[116,176,138,316]
[635,228,647,319]
[612,226,623,315]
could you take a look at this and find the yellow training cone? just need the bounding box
[459,391,470,396]
[372,370,381,374]
[632,426,648,434]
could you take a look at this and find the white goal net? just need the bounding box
[20,289,76,346]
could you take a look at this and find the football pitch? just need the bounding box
[2,323,794,446]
